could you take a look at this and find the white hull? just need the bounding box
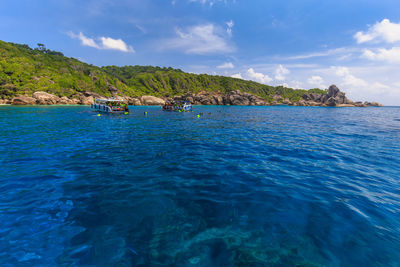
[91,104,127,113]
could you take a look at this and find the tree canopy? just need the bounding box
[0,40,326,101]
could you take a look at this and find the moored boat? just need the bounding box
[162,100,193,112]
[91,98,129,114]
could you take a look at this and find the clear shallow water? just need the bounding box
[0,105,400,266]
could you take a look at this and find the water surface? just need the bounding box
[0,106,400,266]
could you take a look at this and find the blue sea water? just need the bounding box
[0,105,400,266]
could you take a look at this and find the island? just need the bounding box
[0,41,381,107]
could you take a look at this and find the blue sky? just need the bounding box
[1,0,400,105]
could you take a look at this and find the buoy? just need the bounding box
[144,111,147,115]
[197,114,200,118]
[125,112,129,115]
[97,114,101,116]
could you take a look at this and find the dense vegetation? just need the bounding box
[0,40,326,101]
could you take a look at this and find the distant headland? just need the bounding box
[0,41,381,107]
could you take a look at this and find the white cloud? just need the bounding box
[231,73,243,79]
[307,75,326,88]
[362,47,400,63]
[333,66,368,88]
[67,31,134,53]
[280,81,303,89]
[275,64,290,81]
[217,62,234,69]
[289,81,303,89]
[308,65,400,104]
[226,20,234,36]
[100,37,134,52]
[246,68,272,84]
[354,19,400,44]
[286,47,355,60]
[67,31,99,49]
[164,24,235,54]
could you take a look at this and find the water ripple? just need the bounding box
[0,105,400,266]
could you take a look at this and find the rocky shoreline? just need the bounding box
[0,85,382,107]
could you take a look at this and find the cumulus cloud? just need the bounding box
[289,81,303,89]
[275,65,290,81]
[231,73,243,79]
[100,37,134,52]
[164,24,235,54]
[333,67,368,88]
[362,47,400,63]
[247,68,272,84]
[354,19,400,44]
[67,31,134,52]
[217,62,234,69]
[307,75,326,88]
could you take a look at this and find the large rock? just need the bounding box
[299,85,377,107]
[32,91,60,105]
[11,96,37,105]
[170,90,268,106]
[325,97,337,107]
[70,98,80,105]
[364,101,383,107]
[297,99,306,106]
[79,95,94,105]
[83,91,103,99]
[124,97,141,105]
[214,95,224,105]
[132,98,141,106]
[232,95,250,105]
[186,96,194,104]
[140,95,165,105]
[327,85,340,97]
[58,96,75,105]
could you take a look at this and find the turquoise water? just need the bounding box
[0,105,400,266]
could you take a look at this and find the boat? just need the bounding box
[162,100,193,112]
[91,98,129,114]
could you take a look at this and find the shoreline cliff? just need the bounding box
[0,85,382,107]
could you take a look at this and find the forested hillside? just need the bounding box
[0,40,326,101]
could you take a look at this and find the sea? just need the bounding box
[0,105,399,266]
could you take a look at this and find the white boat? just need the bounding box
[162,101,193,112]
[91,98,129,114]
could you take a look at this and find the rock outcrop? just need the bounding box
[124,97,141,106]
[33,91,60,105]
[58,96,74,105]
[78,95,94,105]
[11,96,37,105]
[300,85,381,107]
[140,95,165,105]
[364,101,383,107]
[7,85,381,107]
[172,90,268,106]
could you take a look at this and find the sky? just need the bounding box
[1,0,400,105]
